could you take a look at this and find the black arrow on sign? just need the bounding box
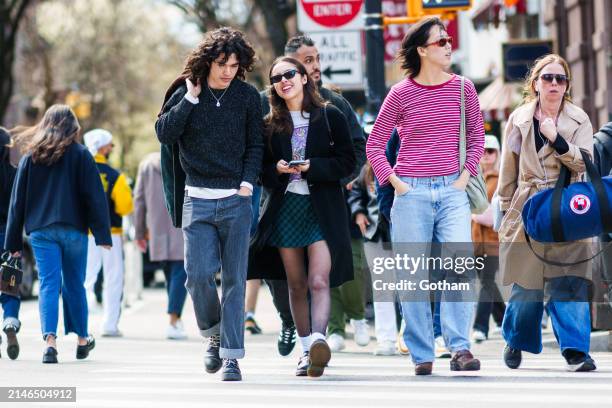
[322,66,352,79]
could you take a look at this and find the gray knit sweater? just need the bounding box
[155,79,264,189]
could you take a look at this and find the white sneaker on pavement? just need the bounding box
[434,336,451,358]
[327,333,346,352]
[167,323,188,340]
[350,319,370,346]
[374,340,397,356]
[471,330,487,343]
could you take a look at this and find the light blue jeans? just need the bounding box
[29,224,89,339]
[391,173,475,364]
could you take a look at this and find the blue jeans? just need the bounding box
[250,184,262,237]
[502,277,591,355]
[29,224,89,339]
[182,194,252,359]
[0,230,21,330]
[163,261,187,316]
[391,173,475,364]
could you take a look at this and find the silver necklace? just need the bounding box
[207,84,229,107]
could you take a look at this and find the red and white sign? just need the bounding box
[298,0,364,32]
[382,0,460,63]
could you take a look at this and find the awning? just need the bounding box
[478,76,522,118]
[471,0,504,28]
[471,0,527,29]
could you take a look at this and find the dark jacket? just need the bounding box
[347,165,390,242]
[375,129,400,223]
[5,143,111,251]
[0,161,16,232]
[248,105,356,288]
[157,78,264,227]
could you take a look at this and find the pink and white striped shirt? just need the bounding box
[366,74,485,185]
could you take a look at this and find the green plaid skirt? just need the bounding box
[268,192,325,248]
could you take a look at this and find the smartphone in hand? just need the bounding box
[288,160,307,167]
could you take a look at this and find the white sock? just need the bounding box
[299,335,312,353]
[311,332,326,343]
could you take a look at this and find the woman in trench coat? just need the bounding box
[249,57,355,378]
[498,54,596,372]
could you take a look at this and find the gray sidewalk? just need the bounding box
[2,287,612,408]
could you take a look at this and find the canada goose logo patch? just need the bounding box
[570,194,590,215]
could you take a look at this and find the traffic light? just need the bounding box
[421,0,471,9]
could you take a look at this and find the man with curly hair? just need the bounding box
[156,27,264,381]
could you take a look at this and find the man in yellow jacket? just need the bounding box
[83,129,133,337]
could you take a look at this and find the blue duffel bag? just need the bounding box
[522,149,612,244]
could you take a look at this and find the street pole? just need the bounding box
[364,0,386,119]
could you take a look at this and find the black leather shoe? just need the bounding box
[76,336,95,360]
[503,345,522,369]
[277,324,296,357]
[204,334,222,373]
[4,324,20,360]
[221,359,242,381]
[43,347,58,364]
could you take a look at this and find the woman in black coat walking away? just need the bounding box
[249,56,355,377]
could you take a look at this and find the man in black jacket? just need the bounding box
[259,35,367,356]
[156,28,263,381]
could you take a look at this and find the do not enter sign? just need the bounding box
[298,0,364,32]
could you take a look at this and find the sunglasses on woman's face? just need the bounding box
[424,36,453,48]
[540,73,568,85]
[270,69,299,84]
[484,148,497,155]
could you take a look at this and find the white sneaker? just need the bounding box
[350,319,370,346]
[471,330,487,343]
[490,325,502,335]
[167,323,187,340]
[434,336,451,358]
[327,333,346,352]
[374,340,397,356]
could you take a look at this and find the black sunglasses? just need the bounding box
[540,73,568,85]
[484,148,497,154]
[270,69,299,84]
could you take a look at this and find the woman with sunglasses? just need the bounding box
[498,54,596,372]
[366,17,485,375]
[249,56,355,377]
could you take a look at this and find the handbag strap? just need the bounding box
[459,76,466,172]
[323,104,334,146]
[525,232,612,266]
[551,165,570,242]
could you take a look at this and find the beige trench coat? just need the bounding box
[133,152,185,262]
[497,101,594,289]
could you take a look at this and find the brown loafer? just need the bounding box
[450,350,480,371]
[415,362,433,375]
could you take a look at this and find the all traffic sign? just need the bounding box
[298,0,364,32]
[308,31,363,88]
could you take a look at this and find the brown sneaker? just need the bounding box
[450,350,480,371]
[307,339,331,377]
[415,362,433,375]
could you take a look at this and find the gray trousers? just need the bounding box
[182,194,252,359]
